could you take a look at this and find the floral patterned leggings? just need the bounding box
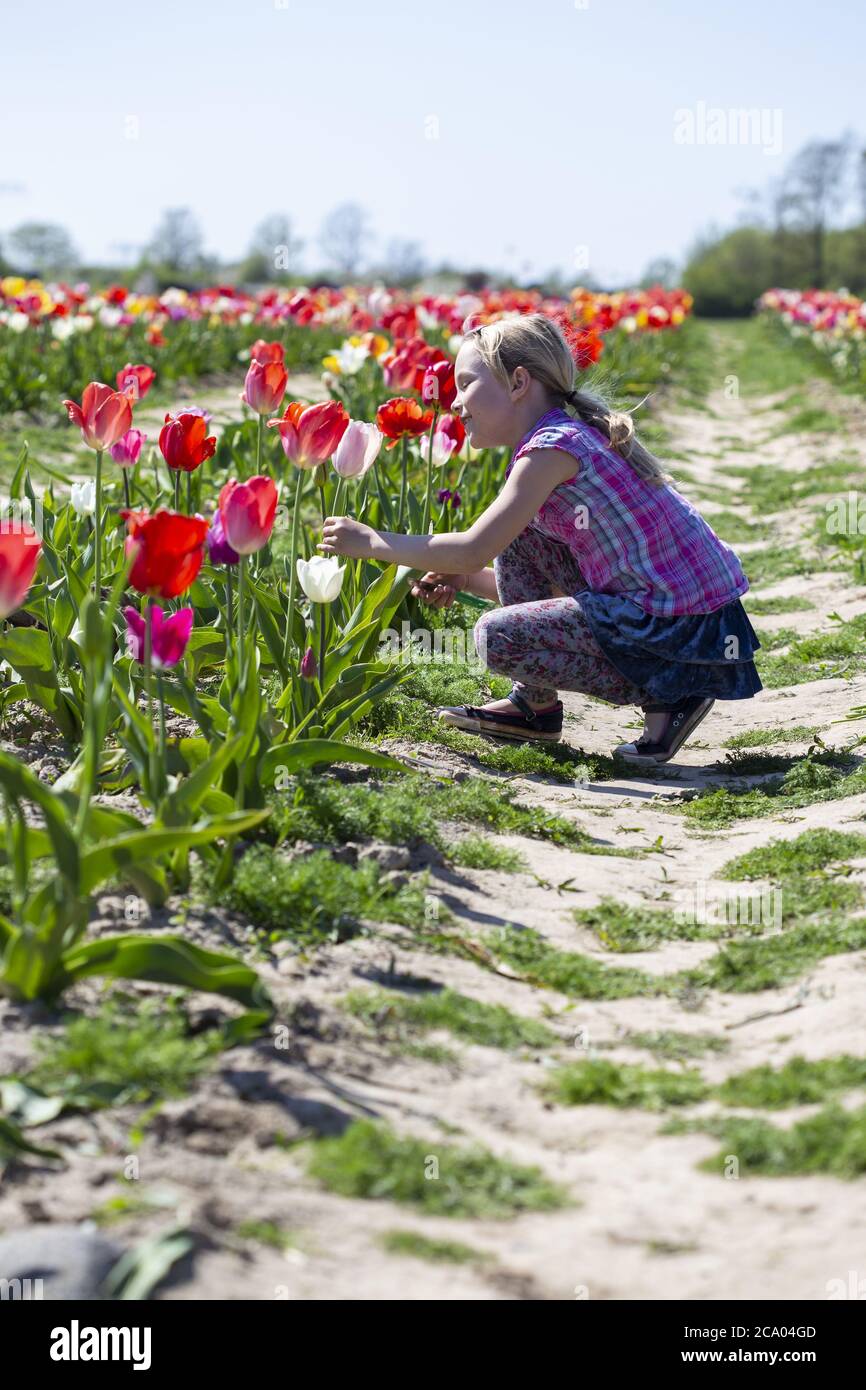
[474,526,651,708]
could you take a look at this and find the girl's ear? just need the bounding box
[509,365,530,399]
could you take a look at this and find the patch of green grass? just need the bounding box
[362,661,510,739]
[681,915,866,993]
[721,828,866,882]
[722,458,860,513]
[573,896,764,952]
[379,1229,492,1265]
[89,1189,179,1227]
[667,1105,866,1179]
[770,406,839,438]
[428,725,624,785]
[679,753,866,829]
[600,1030,730,1061]
[543,1058,709,1110]
[26,997,223,1108]
[722,725,820,749]
[742,544,830,587]
[226,846,438,942]
[449,833,527,872]
[486,925,663,999]
[236,1220,296,1251]
[703,510,773,543]
[754,612,866,688]
[715,1055,866,1109]
[742,595,815,615]
[265,770,625,857]
[306,1119,568,1218]
[343,985,556,1051]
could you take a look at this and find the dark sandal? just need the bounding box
[615,696,715,765]
[438,689,563,743]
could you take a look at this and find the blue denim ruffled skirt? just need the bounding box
[575,590,763,706]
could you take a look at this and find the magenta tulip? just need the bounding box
[123,604,194,670]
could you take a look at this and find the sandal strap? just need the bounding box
[507,689,541,723]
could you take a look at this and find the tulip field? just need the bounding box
[3,276,866,1302]
[758,287,866,386]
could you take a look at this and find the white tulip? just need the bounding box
[71,479,96,516]
[296,554,346,604]
[332,341,369,375]
[51,318,76,341]
[7,312,29,333]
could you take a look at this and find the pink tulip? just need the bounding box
[300,646,317,680]
[123,604,194,669]
[63,382,133,451]
[218,475,278,555]
[243,358,288,415]
[111,428,147,468]
[333,420,383,479]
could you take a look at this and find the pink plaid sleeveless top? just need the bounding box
[507,408,749,617]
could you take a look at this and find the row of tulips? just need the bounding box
[0,275,692,414]
[757,287,866,385]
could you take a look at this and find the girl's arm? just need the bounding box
[319,448,578,571]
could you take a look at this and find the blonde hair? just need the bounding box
[465,311,670,486]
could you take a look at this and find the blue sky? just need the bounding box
[2,0,863,284]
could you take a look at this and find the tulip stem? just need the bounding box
[143,598,158,802]
[173,471,180,511]
[94,449,103,598]
[422,411,438,534]
[225,566,234,659]
[122,469,131,510]
[332,478,345,517]
[186,471,192,515]
[283,468,303,659]
[237,555,247,684]
[318,602,327,696]
[397,435,408,530]
[157,671,167,799]
[256,413,264,480]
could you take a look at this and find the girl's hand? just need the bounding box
[411,571,465,609]
[319,515,376,559]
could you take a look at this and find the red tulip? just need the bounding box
[116,363,156,402]
[158,412,217,474]
[121,509,209,598]
[63,382,133,451]
[243,358,288,415]
[268,400,349,469]
[0,523,42,618]
[249,339,285,365]
[421,359,456,410]
[218,476,278,555]
[375,397,434,450]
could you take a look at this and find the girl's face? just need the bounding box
[452,341,517,450]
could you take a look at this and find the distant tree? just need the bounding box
[639,257,679,289]
[6,221,79,275]
[147,207,205,273]
[319,202,371,280]
[784,134,854,287]
[243,213,305,281]
[377,238,426,285]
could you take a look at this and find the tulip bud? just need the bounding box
[300,646,318,680]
